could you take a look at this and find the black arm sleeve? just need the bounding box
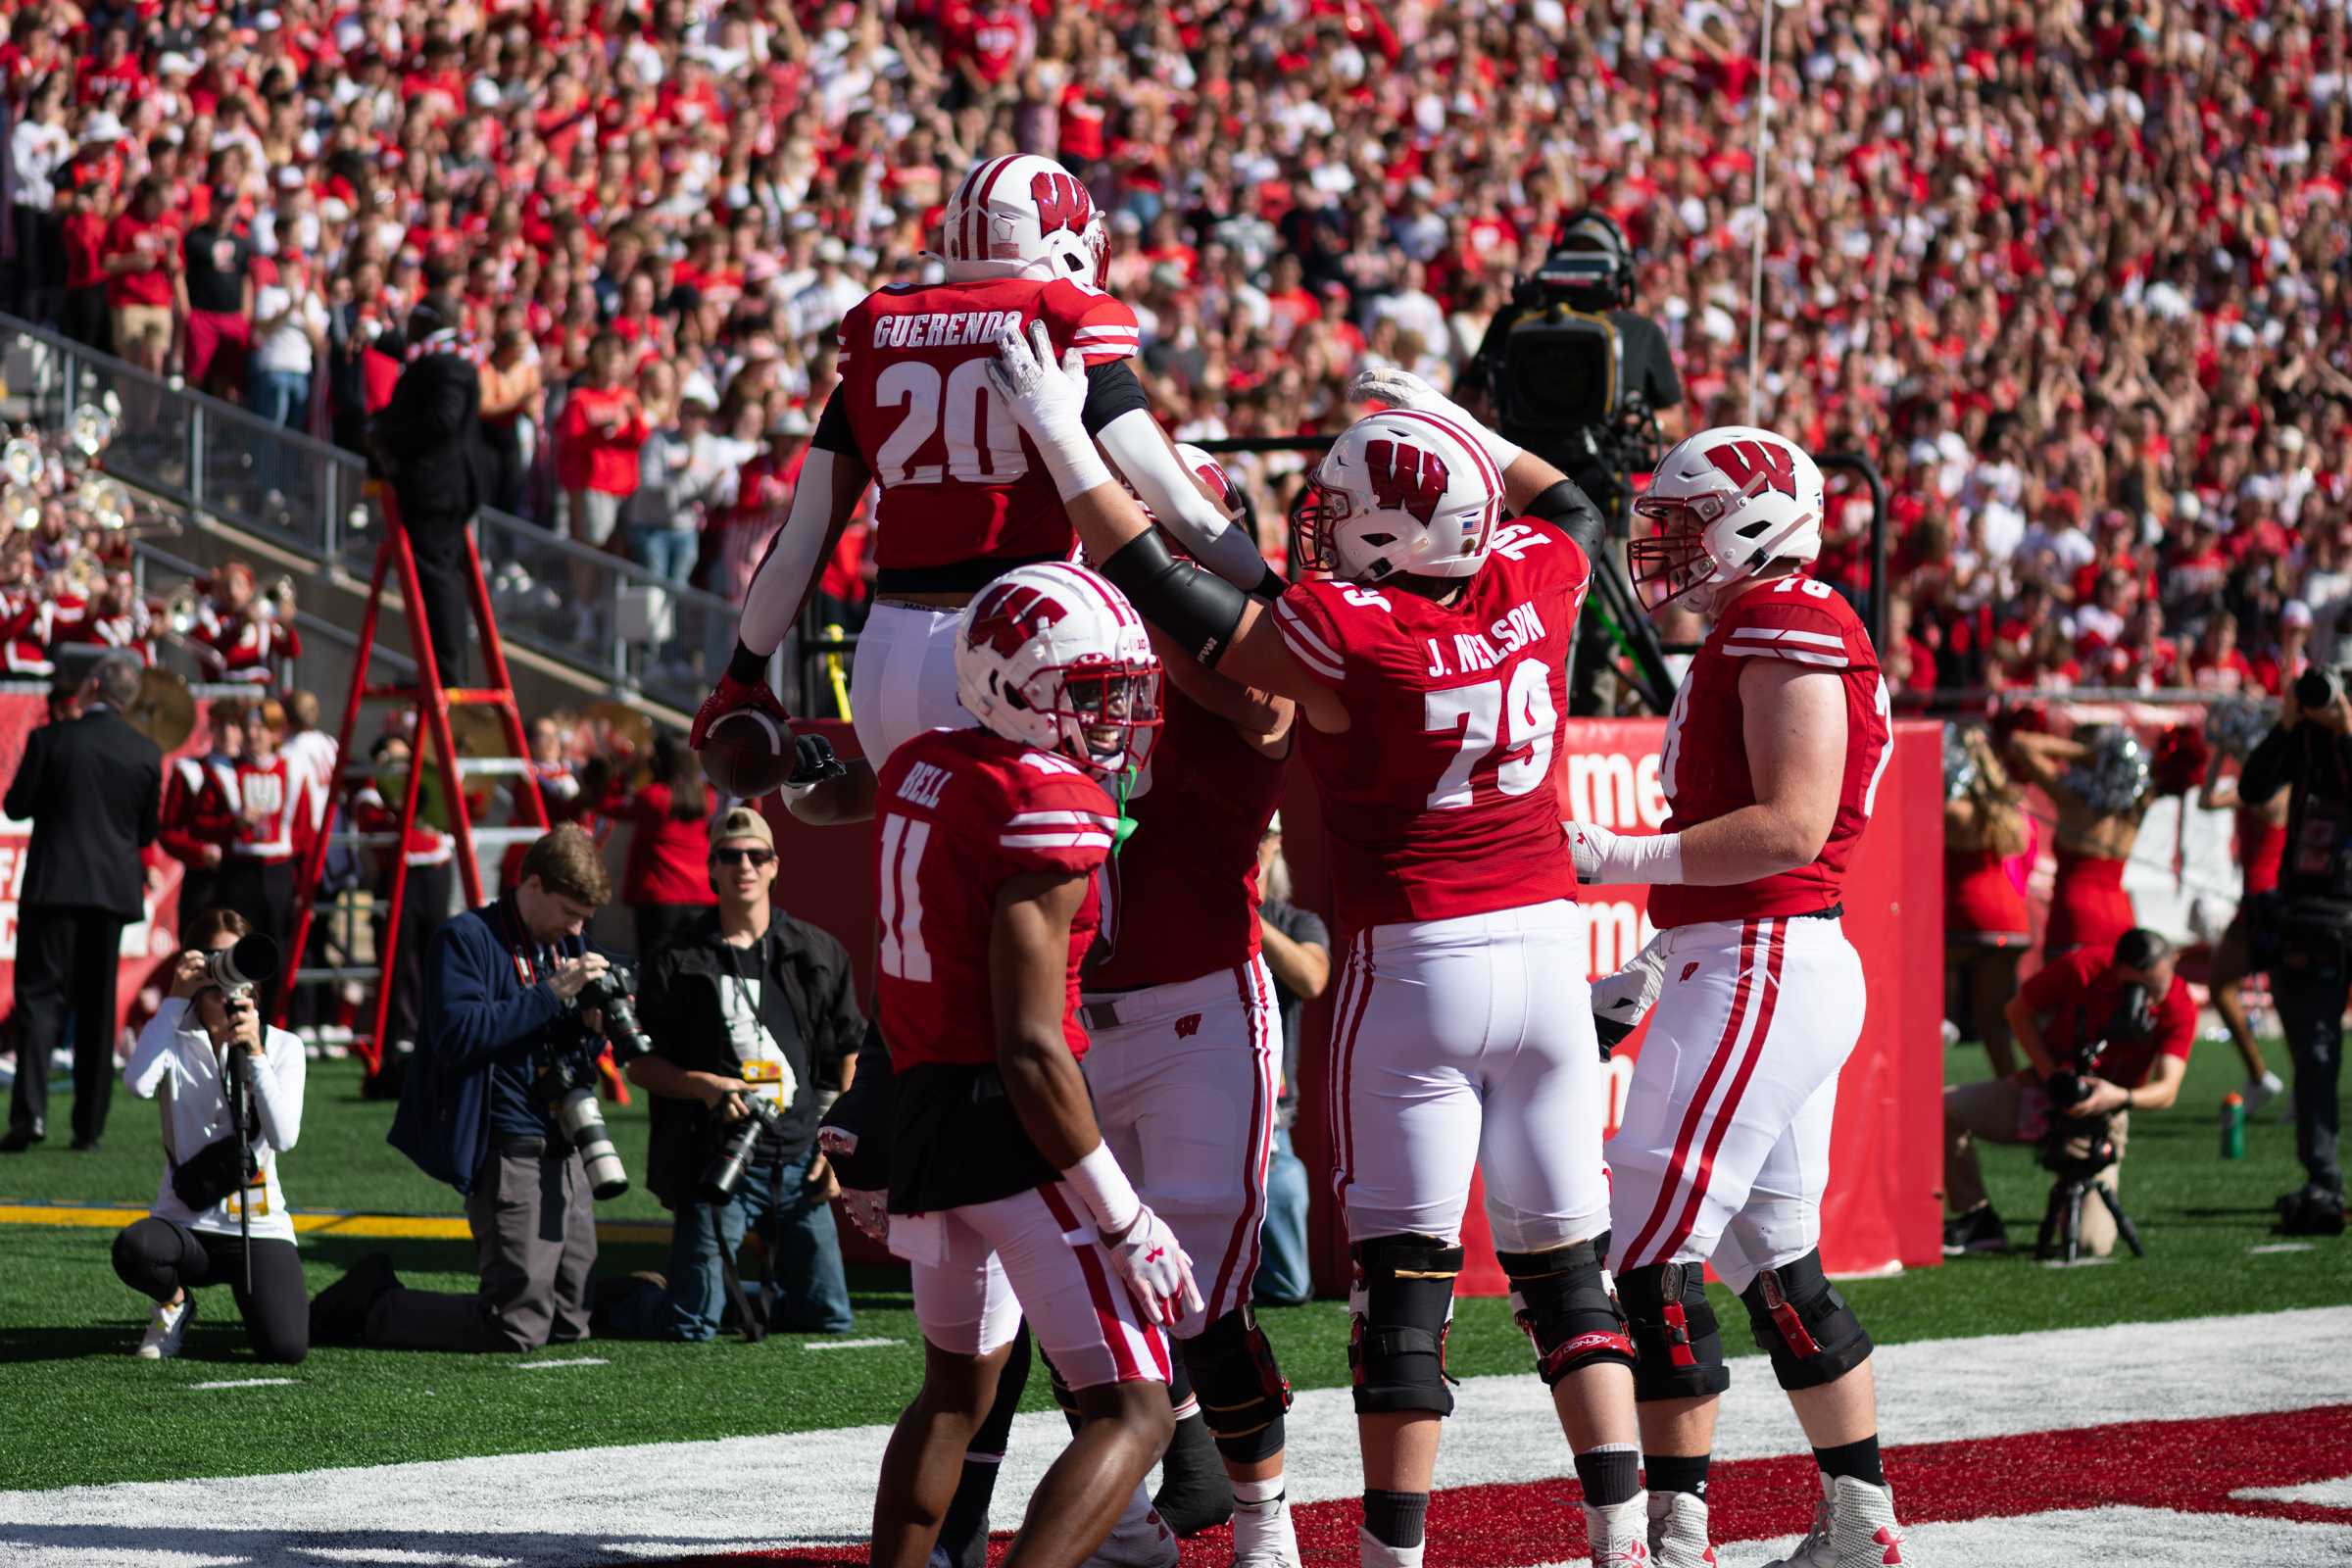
[2238,725,2296,808]
[1081,358,1151,435]
[1525,477,1608,558]
[810,385,856,455]
[1095,529,1250,667]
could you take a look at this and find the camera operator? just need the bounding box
[114,909,308,1363]
[603,808,860,1340]
[1941,929,2193,1257]
[310,825,617,1350]
[1464,210,1683,514]
[2234,669,2352,1234]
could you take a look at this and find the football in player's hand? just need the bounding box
[700,709,799,800]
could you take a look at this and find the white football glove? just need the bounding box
[987,319,1110,498]
[838,1186,889,1246]
[1567,819,1687,885]
[1592,933,1670,1057]
[1104,1204,1205,1334]
[1348,367,1522,471]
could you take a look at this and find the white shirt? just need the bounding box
[278,728,338,832]
[125,1000,306,1245]
[10,119,73,212]
[252,282,327,375]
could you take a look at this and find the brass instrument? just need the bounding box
[67,403,116,466]
[0,436,39,488]
[123,667,197,754]
[62,551,103,596]
[262,573,297,615]
[162,584,203,638]
[0,485,37,533]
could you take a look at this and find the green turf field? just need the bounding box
[0,1037,2342,1494]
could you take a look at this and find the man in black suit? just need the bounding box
[4,654,163,1151]
[375,295,494,687]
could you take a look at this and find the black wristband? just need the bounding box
[1096,530,1249,666]
[727,640,768,684]
[1251,563,1290,601]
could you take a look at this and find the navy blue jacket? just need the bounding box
[388,899,594,1196]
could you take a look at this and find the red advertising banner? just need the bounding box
[769,716,1947,1292]
[0,694,203,1043]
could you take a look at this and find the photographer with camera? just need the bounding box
[311,825,625,1350]
[113,909,307,1363]
[1942,929,2193,1257]
[602,807,860,1341]
[2233,666,2352,1235]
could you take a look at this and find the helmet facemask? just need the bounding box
[1629,490,1731,612]
[1044,659,1163,776]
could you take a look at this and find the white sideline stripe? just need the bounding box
[509,1356,606,1371]
[297,1550,521,1566]
[2233,1475,2352,1506]
[802,1337,905,1351]
[0,1307,2344,1565]
[2248,1242,2316,1254]
[187,1377,299,1390]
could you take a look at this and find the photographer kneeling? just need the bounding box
[2233,670,2352,1235]
[312,825,620,1350]
[116,909,307,1362]
[603,807,860,1340]
[1942,928,2191,1257]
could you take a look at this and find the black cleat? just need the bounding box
[1941,1204,2009,1255]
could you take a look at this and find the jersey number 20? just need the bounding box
[873,360,1029,487]
[1424,658,1559,809]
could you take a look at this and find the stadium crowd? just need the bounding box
[2,0,2347,704]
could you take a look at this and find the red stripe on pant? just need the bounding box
[1620,919,1761,1269]
[1647,921,1789,1265]
[1206,960,1273,1319]
[1330,931,1377,1210]
[1037,1183,1159,1383]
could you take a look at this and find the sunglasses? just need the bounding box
[714,847,774,866]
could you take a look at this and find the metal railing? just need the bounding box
[0,313,744,713]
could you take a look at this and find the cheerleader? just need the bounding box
[2196,698,2288,1116]
[1945,725,2033,1075]
[2006,723,2150,957]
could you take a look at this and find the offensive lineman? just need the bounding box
[690,152,1279,769]
[986,323,1653,1566]
[858,561,1200,1568]
[1573,428,1911,1568]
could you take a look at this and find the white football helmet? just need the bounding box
[1290,409,1502,582]
[1630,426,1825,612]
[956,562,1163,775]
[940,154,1105,285]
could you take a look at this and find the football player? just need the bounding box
[1571,428,1910,1568]
[986,324,1652,1567]
[857,560,1202,1568]
[1076,644,1300,1565]
[692,154,1278,772]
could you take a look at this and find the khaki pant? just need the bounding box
[1945,1075,2131,1256]
[111,302,172,357]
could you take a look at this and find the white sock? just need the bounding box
[1359,1527,1424,1568]
[1235,1473,1286,1508]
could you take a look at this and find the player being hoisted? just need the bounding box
[1574,428,1913,1568]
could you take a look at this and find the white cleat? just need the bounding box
[1230,1490,1301,1568]
[2243,1069,2285,1120]
[135,1293,193,1360]
[1584,1492,1652,1565]
[1647,1490,1716,1567]
[1760,1474,1911,1568]
[1084,1482,1177,1568]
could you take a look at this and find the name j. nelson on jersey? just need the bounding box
[1418,597,1554,678]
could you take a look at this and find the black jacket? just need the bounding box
[636,909,862,1211]
[3,706,161,919]
[379,350,491,518]
[2240,719,2352,912]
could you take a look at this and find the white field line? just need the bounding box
[186,1378,300,1391]
[508,1357,607,1371]
[803,1337,906,1350]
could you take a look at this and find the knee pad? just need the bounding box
[1739,1250,1873,1392]
[1497,1235,1635,1386]
[1181,1305,1292,1462]
[1617,1261,1732,1402]
[1348,1234,1462,1417]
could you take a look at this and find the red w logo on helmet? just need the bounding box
[967,582,1067,659]
[1363,438,1449,525]
[1030,171,1092,238]
[1707,438,1798,499]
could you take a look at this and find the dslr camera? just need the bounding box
[538,958,652,1201]
[698,1093,789,1204]
[2039,982,2151,1181]
[205,933,280,1001]
[2293,663,2352,713]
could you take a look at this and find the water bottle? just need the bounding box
[2220,1092,2246,1160]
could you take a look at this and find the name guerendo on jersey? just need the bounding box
[871,309,1029,352]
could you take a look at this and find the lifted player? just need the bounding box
[1572,428,1910,1568]
[692,153,1278,771]
[856,561,1200,1568]
[987,323,1650,1567]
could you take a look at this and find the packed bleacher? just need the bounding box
[3,0,2347,707]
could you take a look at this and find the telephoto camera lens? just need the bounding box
[554,1085,629,1200]
[697,1096,786,1204]
[581,962,654,1064]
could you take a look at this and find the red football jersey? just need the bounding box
[835,274,1140,573]
[1646,577,1892,929]
[1272,518,1590,931]
[874,726,1116,1070]
[1087,682,1285,992]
